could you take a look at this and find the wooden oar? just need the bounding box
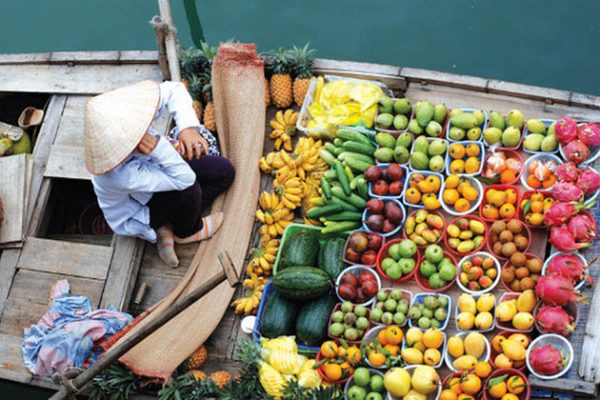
[48,251,240,400]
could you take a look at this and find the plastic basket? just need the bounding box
[408,292,452,331]
[559,122,600,166]
[445,108,487,143]
[315,350,352,385]
[487,219,531,261]
[542,251,589,290]
[367,163,409,200]
[402,171,445,209]
[404,365,442,400]
[489,331,531,370]
[526,334,574,380]
[343,368,386,397]
[444,331,490,372]
[362,198,406,238]
[375,239,421,284]
[440,176,484,217]
[519,190,554,229]
[445,140,485,177]
[327,303,371,345]
[456,252,502,295]
[414,251,458,293]
[374,100,414,136]
[483,368,531,400]
[409,137,449,174]
[454,293,496,333]
[401,209,446,248]
[523,118,559,155]
[520,153,562,191]
[400,330,447,368]
[335,265,381,306]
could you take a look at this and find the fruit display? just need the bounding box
[444,216,487,256]
[410,136,449,173]
[328,302,371,343]
[526,335,573,379]
[374,131,412,164]
[542,251,590,290]
[376,238,420,283]
[363,198,405,236]
[495,291,536,332]
[554,163,600,201]
[416,244,457,291]
[523,118,559,153]
[363,325,404,369]
[365,163,407,198]
[556,117,600,165]
[487,219,530,260]
[484,368,530,400]
[375,96,413,132]
[441,175,483,215]
[446,108,486,142]
[336,266,381,305]
[483,109,524,148]
[384,365,441,398]
[500,251,542,292]
[520,154,560,190]
[446,141,484,176]
[519,190,555,228]
[408,293,451,330]
[370,288,412,327]
[344,230,385,267]
[403,209,446,246]
[344,368,388,400]
[546,202,597,251]
[481,149,523,185]
[406,100,448,137]
[445,331,490,371]
[317,340,361,384]
[403,172,444,210]
[457,252,500,294]
[479,185,520,221]
[534,302,577,337]
[455,293,496,332]
[490,331,532,369]
[401,327,446,367]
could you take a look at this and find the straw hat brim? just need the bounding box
[84,80,160,175]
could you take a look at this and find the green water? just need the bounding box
[1,1,600,397]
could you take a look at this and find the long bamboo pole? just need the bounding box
[158,0,181,81]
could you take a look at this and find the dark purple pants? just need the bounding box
[148,156,235,237]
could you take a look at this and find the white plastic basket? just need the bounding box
[526,333,574,380]
[444,331,491,372]
[456,252,501,295]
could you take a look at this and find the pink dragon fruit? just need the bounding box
[555,117,579,145]
[552,181,584,202]
[562,139,591,165]
[535,275,585,305]
[555,162,580,183]
[550,225,592,251]
[535,305,575,336]
[545,253,590,285]
[567,212,597,242]
[529,344,565,376]
[578,122,600,148]
[576,167,600,195]
[544,201,593,226]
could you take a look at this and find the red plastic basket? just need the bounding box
[443,215,489,257]
[483,368,531,400]
[482,148,524,185]
[402,209,446,248]
[315,350,353,385]
[479,184,521,223]
[500,252,542,292]
[415,250,457,293]
[487,219,531,261]
[375,239,421,283]
[489,331,530,370]
[519,190,555,229]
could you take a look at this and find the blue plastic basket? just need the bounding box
[445,108,487,143]
[523,118,559,155]
[409,137,449,174]
[408,292,452,331]
[361,198,406,237]
[401,171,445,210]
[444,140,485,177]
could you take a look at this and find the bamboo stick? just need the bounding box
[158,0,181,81]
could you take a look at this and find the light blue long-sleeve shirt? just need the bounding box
[91,81,200,242]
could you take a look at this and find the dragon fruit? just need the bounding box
[535,305,575,336]
[529,344,565,376]
[545,253,590,285]
[576,167,600,195]
[552,182,584,202]
[550,225,592,251]
[578,122,600,148]
[562,139,590,165]
[544,201,593,226]
[555,117,579,145]
[536,275,585,305]
[555,162,580,183]
[567,212,597,242]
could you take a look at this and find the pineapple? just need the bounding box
[270,48,293,108]
[290,44,316,106]
[188,75,204,121]
[265,77,271,107]
[188,370,207,381]
[186,344,208,370]
[209,370,233,389]
[202,79,217,132]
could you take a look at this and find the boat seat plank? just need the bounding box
[0,154,27,244]
[0,333,32,383]
[45,143,90,180]
[0,250,21,319]
[18,238,112,280]
[0,300,50,336]
[53,95,90,146]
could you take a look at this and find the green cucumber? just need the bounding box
[330,186,366,209]
[329,196,360,212]
[333,138,344,147]
[324,211,363,221]
[305,204,343,219]
[335,162,351,196]
[320,177,332,199]
[336,128,372,145]
[342,141,376,156]
[323,170,337,181]
[345,157,373,172]
[296,294,338,345]
[260,291,299,338]
[337,151,375,164]
[319,150,337,166]
[324,142,342,157]
[321,221,361,234]
[272,266,332,300]
[357,178,369,199]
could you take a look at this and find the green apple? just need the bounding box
[439,263,456,281]
[381,257,395,271]
[370,374,385,392]
[388,244,402,260]
[353,368,371,387]
[424,244,444,263]
[420,260,437,277]
[347,385,367,400]
[386,263,403,279]
[398,258,416,274]
[398,239,417,257]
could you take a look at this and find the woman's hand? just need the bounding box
[178,128,209,160]
[137,132,158,155]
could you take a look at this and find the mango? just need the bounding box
[12,132,32,154]
[447,225,460,238]
[488,111,506,130]
[394,114,409,130]
[375,147,394,162]
[449,108,464,118]
[507,333,530,348]
[476,293,495,313]
[450,113,477,130]
[464,332,486,358]
[541,134,558,152]
[376,113,394,128]
[426,214,444,230]
[472,235,484,247]
[456,312,475,330]
[467,127,482,140]
[483,127,502,145]
[394,98,412,114]
[408,119,423,135]
[548,121,557,136]
[472,109,485,126]
[516,290,536,313]
[495,300,517,322]
[394,146,410,163]
[415,222,428,235]
[468,220,485,235]
[448,238,460,249]
[409,234,428,246]
[426,121,443,137]
[512,312,534,330]
[433,104,447,124]
[423,348,442,366]
[448,126,466,141]
[501,339,526,361]
[453,355,478,371]
[506,109,524,129]
[397,132,413,148]
[526,118,547,134]
[422,229,438,243]
[376,132,397,149]
[494,353,513,368]
[413,136,429,154]
[458,293,477,314]
[447,336,465,358]
[415,209,428,223]
[459,230,473,240]
[415,101,435,127]
[457,240,475,253]
[401,348,424,365]
[523,133,544,151]
[411,152,429,171]
[404,216,416,235]
[474,312,494,330]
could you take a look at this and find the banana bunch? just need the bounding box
[274,174,304,210]
[256,192,294,237]
[269,109,298,151]
[246,239,280,276]
[230,274,267,315]
[301,178,322,226]
[259,150,287,175]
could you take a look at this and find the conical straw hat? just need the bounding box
[84,80,160,175]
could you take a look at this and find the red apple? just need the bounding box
[361,279,378,297]
[358,271,374,285]
[345,247,361,263]
[361,250,377,265]
[472,255,483,267]
[468,281,480,291]
[338,283,357,300]
[367,234,383,251]
[479,276,493,288]
[341,271,358,286]
[366,198,384,213]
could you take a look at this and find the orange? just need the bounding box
[448,377,463,395]
[482,204,499,219]
[443,189,460,205]
[383,344,400,356]
[345,346,362,366]
[336,346,347,358]
[499,203,516,219]
[385,326,403,345]
[367,351,386,367]
[506,376,525,394]
[527,174,542,189]
[440,389,458,400]
[339,361,353,375]
[417,180,434,194]
[449,143,466,159]
[527,160,539,175]
[427,175,442,192]
[493,335,508,354]
[474,361,492,378]
[460,374,482,395]
[320,341,338,358]
[465,157,481,174]
[454,198,471,212]
[458,395,475,400]
[488,380,507,398]
[466,143,481,157]
[505,189,518,205]
[323,362,342,381]
[542,175,557,188]
[377,329,389,346]
[405,188,421,204]
[462,185,479,201]
[530,200,543,213]
[446,174,461,189]
[457,181,471,195]
[450,159,465,174]
[500,169,516,184]
[501,394,519,400]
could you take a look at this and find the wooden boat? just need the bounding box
[0,50,599,398]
